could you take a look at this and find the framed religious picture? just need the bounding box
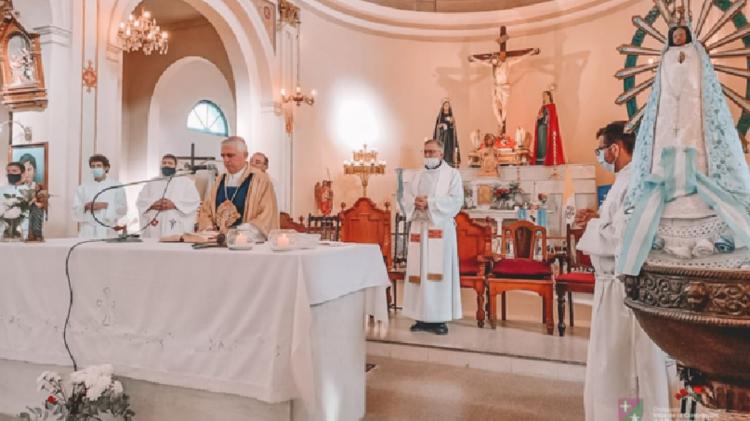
[9,142,48,188]
[0,1,47,110]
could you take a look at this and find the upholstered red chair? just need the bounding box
[455,212,495,327]
[280,212,306,233]
[339,198,395,307]
[487,220,554,334]
[555,224,595,336]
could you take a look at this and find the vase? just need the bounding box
[2,218,24,242]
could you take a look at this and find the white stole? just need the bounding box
[404,164,452,284]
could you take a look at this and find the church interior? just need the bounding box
[2,0,750,420]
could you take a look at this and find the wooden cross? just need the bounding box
[468,26,538,62]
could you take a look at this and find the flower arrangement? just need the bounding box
[20,365,135,421]
[492,182,524,210]
[674,385,710,405]
[0,188,34,240]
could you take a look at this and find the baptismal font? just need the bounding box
[616,3,750,416]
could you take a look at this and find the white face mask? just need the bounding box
[91,167,106,179]
[596,148,615,173]
[424,157,441,169]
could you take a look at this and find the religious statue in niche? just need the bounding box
[0,0,47,110]
[314,179,334,216]
[8,34,34,86]
[531,89,566,166]
[469,26,540,135]
[433,99,459,167]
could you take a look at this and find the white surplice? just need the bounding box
[72,177,128,239]
[399,161,463,322]
[578,164,672,421]
[136,176,200,238]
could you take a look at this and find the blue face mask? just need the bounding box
[161,167,176,177]
[91,167,106,179]
[596,148,615,173]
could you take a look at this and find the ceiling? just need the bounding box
[135,0,203,25]
[359,0,552,12]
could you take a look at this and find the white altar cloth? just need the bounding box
[0,239,389,419]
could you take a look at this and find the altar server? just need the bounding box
[398,138,463,335]
[136,154,200,238]
[72,154,128,239]
[577,122,671,421]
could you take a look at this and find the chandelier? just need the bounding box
[281,86,316,106]
[343,145,386,197]
[117,10,168,55]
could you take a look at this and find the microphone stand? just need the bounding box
[89,170,198,243]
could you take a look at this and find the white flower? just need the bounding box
[70,364,115,401]
[36,371,62,392]
[111,380,123,395]
[3,207,21,219]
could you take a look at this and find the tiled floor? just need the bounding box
[364,356,584,421]
[368,287,591,364]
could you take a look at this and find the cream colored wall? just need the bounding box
[122,20,235,184]
[293,0,749,216]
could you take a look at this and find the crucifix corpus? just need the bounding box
[469,26,540,135]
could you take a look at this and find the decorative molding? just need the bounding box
[279,0,301,27]
[296,0,640,40]
[33,25,72,47]
[105,42,121,63]
[82,60,97,93]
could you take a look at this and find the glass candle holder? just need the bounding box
[226,227,254,250]
[268,229,297,251]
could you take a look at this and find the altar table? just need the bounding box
[0,239,389,420]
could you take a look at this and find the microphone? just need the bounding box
[90,172,197,242]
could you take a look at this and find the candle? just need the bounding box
[235,232,248,246]
[277,233,290,248]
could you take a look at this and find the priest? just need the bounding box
[197,136,279,236]
[136,154,200,238]
[398,139,463,335]
[72,154,128,239]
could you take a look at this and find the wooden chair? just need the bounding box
[487,220,555,335]
[280,212,306,233]
[555,224,595,336]
[455,212,495,327]
[307,213,340,241]
[339,198,394,308]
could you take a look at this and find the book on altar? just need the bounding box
[159,231,218,244]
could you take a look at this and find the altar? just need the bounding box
[461,164,598,237]
[0,239,390,421]
[399,164,598,239]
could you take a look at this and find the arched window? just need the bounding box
[187,100,229,136]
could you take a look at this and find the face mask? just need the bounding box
[424,157,441,169]
[91,167,106,179]
[6,174,21,185]
[596,148,614,173]
[161,167,176,177]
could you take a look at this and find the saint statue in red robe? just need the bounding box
[531,90,566,166]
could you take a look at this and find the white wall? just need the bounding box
[290,0,750,216]
[148,57,236,177]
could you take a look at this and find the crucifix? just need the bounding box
[469,26,540,135]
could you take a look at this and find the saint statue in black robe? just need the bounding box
[433,99,460,167]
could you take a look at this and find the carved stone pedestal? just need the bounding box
[622,265,750,415]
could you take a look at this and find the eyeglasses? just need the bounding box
[593,144,610,156]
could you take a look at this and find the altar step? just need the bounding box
[366,290,590,383]
[366,339,585,383]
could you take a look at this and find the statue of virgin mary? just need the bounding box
[618,21,750,275]
[433,99,460,167]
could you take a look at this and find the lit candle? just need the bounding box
[277,233,290,248]
[235,232,248,246]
